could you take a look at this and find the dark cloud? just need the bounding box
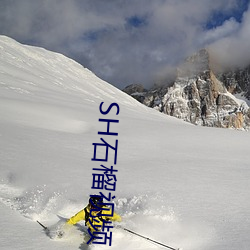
[0,0,249,89]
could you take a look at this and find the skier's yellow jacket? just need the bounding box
[67,204,121,232]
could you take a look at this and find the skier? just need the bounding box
[66,195,122,233]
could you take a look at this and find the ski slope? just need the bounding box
[0,35,250,250]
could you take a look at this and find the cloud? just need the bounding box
[209,4,250,69]
[0,0,249,88]
[200,18,240,45]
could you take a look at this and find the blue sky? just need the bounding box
[0,0,249,89]
[206,0,249,29]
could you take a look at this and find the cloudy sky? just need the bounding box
[0,0,249,89]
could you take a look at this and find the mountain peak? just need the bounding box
[124,48,250,130]
[177,49,211,78]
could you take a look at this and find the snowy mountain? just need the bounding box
[217,65,250,100]
[0,36,250,250]
[124,49,250,130]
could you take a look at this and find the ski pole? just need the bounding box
[120,226,180,250]
[37,220,48,231]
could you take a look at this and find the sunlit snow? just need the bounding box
[0,36,250,250]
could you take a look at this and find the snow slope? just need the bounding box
[0,36,250,250]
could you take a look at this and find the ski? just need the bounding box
[37,220,65,239]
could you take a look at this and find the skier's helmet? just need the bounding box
[89,195,103,208]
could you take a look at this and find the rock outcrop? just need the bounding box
[123,49,250,130]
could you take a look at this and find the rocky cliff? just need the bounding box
[123,49,250,130]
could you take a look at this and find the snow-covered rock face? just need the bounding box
[217,66,250,100]
[124,49,250,130]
